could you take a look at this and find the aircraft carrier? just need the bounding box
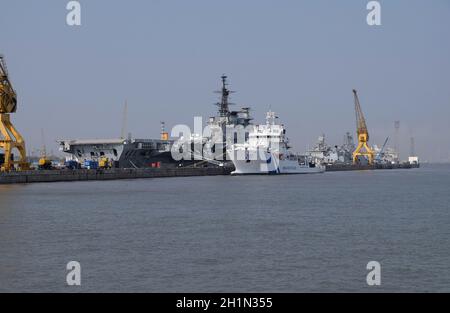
[57,137,175,169]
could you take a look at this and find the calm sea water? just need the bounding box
[0,164,449,292]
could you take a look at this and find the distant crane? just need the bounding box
[120,101,128,140]
[38,128,52,170]
[352,89,374,164]
[0,55,29,171]
[375,137,389,162]
[394,120,400,162]
[410,136,415,157]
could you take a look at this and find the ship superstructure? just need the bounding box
[307,133,355,165]
[172,75,254,164]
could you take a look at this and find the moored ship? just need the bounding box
[228,110,324,175]
[57,75,251,169]
[57,137,175,168]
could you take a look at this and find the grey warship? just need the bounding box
[58,75,252,168]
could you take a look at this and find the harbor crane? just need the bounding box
[375,136,389,162]
[0,55,29,171]
[352,89,374,165]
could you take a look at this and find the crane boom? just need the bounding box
[375,136,389,161]
[0,56,18,113]
[353,89,368,137]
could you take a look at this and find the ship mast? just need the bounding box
[216,75,233,117]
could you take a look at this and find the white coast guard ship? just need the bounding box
[227,111,325,175]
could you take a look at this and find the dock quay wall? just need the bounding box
[326,163,419,172]
[0,163,420,184]
[0,167,232,184]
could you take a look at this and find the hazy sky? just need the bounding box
[1,0,449,161]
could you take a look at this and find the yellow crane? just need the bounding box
[38,128,52,170]
[0,55,29,171]
[352,89,374,164]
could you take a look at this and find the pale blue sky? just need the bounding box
[1,0,449,161]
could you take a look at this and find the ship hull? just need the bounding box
[229,150,325,175]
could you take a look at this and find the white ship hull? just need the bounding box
[227,110,325,175]
[229,150,325,175]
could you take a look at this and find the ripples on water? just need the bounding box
[0,164,449,292]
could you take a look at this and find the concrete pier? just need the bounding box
[326,163,419,172]
[0,167,232,184]
[0,163,420,184]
